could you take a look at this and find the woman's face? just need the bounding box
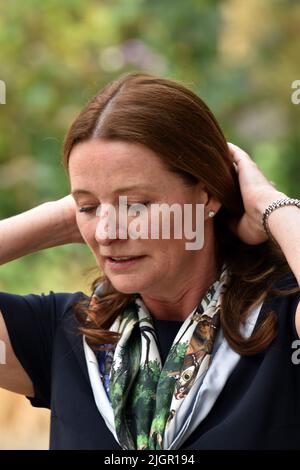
[69,139,213,297]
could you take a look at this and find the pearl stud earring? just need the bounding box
[208,210,215,218]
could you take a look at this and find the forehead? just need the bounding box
[68,139,168,189]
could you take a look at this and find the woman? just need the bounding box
[0,73,300,450]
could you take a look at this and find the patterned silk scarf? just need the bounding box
[92,267,228,450]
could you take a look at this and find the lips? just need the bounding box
[105,255,143,261]
[105,255,147,269]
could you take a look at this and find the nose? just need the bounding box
[95,225,112,246]
[95,204,127,246]
[95,205,114,246]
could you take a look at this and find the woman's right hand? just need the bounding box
[54,195,85,244]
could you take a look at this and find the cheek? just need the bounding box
[150,238,187,265]
[76,217,96,246]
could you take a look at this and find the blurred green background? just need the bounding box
[0,0,300,451]
[1,0,300,296]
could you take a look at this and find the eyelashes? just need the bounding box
[78,202,151,214]
[78,206,96,213]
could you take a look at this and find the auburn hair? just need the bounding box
[63,72,299,355]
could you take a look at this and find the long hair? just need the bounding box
[63,72,299,355]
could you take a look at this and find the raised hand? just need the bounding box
[227,142,287,245]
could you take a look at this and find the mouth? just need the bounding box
[105,255,147,270]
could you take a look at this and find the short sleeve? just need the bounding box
[0,290,85,408]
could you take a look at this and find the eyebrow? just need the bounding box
[71,184,154,198]
[71,189,94,197]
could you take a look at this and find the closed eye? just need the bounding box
[78,206,97,213]
[78,201,151,216]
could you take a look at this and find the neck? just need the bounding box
[141,239,220,322]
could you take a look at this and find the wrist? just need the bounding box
[37,200,72,245]
[51,196,84,244]
[260,195,300,243]
[256,191,288,217]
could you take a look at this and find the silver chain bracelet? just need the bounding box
[262,198,300,242]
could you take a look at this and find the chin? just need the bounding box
[107,274,147,295]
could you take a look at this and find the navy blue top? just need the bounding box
[152,317,183,365]
[0,273,300,450]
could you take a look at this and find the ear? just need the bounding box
[195,183,222,219]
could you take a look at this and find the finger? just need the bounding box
[228,143,272,188]
[228,142,261,178]
[227,142,253,164]
[227,143,272,189]
[228,143,242,173]
[232,161,238,173]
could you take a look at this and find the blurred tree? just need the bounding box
[0,0,299,292]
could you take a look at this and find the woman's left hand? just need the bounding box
[227,142,287,245]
